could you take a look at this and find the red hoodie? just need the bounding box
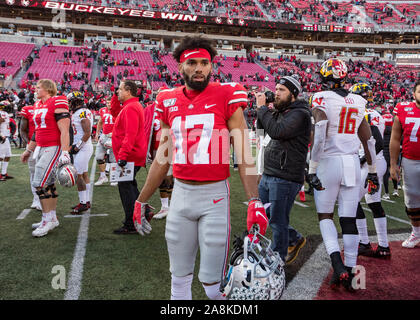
[111,96,147,167]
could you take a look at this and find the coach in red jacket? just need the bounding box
[111,80,147,234]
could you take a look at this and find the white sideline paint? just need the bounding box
[362,206,411,225]
[294,201,309,208]
[282,232,410,300]
[64,161,96,300]
[382,198,396,204]
[64,214,108,219]
[16,209,31,220]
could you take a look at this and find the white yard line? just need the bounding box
[16,209,31,220]
[64,161,96,300]
[362,206,411,225]
[382,198,396,204]
[294,200,309,208]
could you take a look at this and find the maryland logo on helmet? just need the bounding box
[319,58,348,80]
[350,82,373,102]
[67,91,84,101]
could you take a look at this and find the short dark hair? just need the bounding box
[414,80,420,92]
[121,80,137,97]
[173,36,217,63]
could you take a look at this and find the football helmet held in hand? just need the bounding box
[221,229,285,300]
[56,163,77,187]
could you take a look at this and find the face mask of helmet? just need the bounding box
[220,228,286,300]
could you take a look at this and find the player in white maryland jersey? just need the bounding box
[0,104,12,181]
[68,92,93,214]
[308,59,380,291]
[350,83,391,259]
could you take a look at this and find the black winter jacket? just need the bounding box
[257,100,312,184]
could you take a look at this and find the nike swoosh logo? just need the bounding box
[184,51,200,58]
[213,198,224,204]
[205,104,216,109]
[256,211,268,222]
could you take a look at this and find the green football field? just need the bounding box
[0,146,411,300]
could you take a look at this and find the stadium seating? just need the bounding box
[22,45,93,89]
[0,42,34,78]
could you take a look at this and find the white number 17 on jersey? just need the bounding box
[171,114,215,164]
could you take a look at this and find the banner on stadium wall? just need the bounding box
[301,24,372,34]
[1,0,301,30]
[1,0,372,34]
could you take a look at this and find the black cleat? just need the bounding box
[358,242,374,257]
[372,245,391,259]
[342,266,356,293]
[329,252,349,290]
[70,203,89,215]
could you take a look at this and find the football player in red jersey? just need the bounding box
[94,97,116,186]
[390,80,420,248]
[20,104,42,210]
[20,79,71,237]
[134,36,267,300]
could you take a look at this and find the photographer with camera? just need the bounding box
[255,76,312,263]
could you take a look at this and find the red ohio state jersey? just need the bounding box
[99,107,114,134]
[20,105,35,140]
[382,112,393,127]
[34,96,69,147]
[393,101,420,160]
[156,82,248,181]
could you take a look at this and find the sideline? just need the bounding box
[64,160,96,300]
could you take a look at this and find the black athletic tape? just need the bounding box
[367,202,385,219]
[356,203,365,219]
[54,112,71,122]
[36,188,51,200]
[339,217,358,235]
[96,159,106,165]
[47,184,58,198]
[406,207,420,217]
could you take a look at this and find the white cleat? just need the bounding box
[392,190,399,197]
[402,232,420,248]
[382,193,390,200]
[32,220,57,237]
[31,200,42,211]
[110,182,118,187]
[153,207,169,220]
[94,176,108,186]
[32,220,42,230]
[32,219,59,230]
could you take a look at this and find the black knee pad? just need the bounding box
[46,184,58,198]
[339,217,358,235]
[368,202,385,219]
[36,187,51,200]
[406,207,420,222]
[356,203,365,219]
[97,159,105,165]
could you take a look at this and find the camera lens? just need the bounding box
[265,91,275,103]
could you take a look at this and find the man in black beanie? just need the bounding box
[255,76,312,263]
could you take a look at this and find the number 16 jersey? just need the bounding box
[156,82,248,181]
[311,90,367,158]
